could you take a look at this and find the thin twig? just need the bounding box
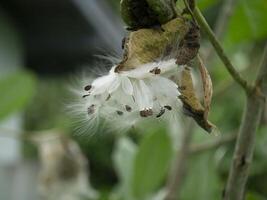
[190,133,236,154]
[164,120,195,200]
[204,0,236,61]
[193,7,252,93]
[213,44,260,98]
[223,44,267,200]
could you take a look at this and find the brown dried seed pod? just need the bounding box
[115,17,190,72]
[120,0,175,30]
[176,22,200,65]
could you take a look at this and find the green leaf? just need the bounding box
[0,71,36,120]
[246,192,266,200]
[226,0,267,44]
[131,129,172,198]
[112,137,137,199]
[197,0,217,11]
[180,153,221,200]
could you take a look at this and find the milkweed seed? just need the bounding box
[149,67,161,74]
[125,105,132,112]
[84,85,92,91]
[156,108,165,118]
[164,105,172,110]
[116,110,124,115]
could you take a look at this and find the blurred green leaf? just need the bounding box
[246,192,266,200]
[0,71,36,120]
[131,129,172,198]
[112,137,137,199]
[197,0,217,10]
[226,0,267,44]
[180,153,221,200]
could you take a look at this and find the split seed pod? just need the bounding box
[116,17,190,72]
[120,0,176,30]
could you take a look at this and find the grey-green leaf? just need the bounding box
[113,137,137,199]
[131,129,172,198]
[0,71,36,120]
[180,153,221,200]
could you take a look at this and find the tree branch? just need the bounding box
[256,44,267,94]
[190,133,236,154]
[223,44,267,200]
[193,7,252,93]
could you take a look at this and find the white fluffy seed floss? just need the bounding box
[81,58,184,129]
[76,16,198,131]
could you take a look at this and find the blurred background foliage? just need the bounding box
[0,0,267,200]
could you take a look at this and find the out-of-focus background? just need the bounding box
[0,0,267,200]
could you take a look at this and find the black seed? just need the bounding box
[164,105,172,110]
[125,105,132,112]
[156,108,165,118]
[87,105,95,115]
[106,94,111,101]
[84,85,92,91]
[149,67,161,74]
[116,110,123,115]
[82,94,90,98]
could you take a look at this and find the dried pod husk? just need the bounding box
[176,21,200,65]
[120,0,158,29]
[120,0,176,30]
[146,0,176,24]
[116,17,190,72]
[197,55,213,120]
[178,66,215,133]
